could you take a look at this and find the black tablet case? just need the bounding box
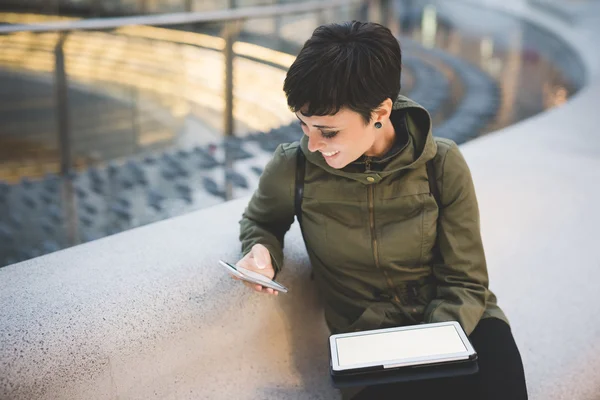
[330,348,478,388]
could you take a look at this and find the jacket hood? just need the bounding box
[300,95,437,183]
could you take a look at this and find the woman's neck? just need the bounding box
[364,120,396,158]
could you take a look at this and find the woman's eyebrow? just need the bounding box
[295,114,338,129]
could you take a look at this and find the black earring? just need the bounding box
[375,122,382,129]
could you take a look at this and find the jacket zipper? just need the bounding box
[366,164,401,305]
[366,162,417,323]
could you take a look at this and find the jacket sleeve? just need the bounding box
[423,142,489,335]
[239,144,296,275]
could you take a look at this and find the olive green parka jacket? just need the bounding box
[239,95,508,335]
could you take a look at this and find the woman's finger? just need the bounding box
[240,279,279,295]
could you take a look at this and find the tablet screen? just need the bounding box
[335,325,467,368]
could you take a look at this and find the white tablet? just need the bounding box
[329,321,476,373]
[219,260,288,293]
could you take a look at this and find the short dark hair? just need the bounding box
[283,21,402,124]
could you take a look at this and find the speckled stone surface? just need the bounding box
[0,198,336,400]
[2,1,600,399]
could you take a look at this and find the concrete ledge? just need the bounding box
[0,199,338,399]
[2,2,600,399]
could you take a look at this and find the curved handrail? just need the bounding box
[0,0,362,33]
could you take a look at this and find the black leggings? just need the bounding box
[352,318,528,400]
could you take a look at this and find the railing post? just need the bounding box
[317,8,327,27]
[366,0,384,24]
[274,0,283,48]
[357,0,369,22]
[131,86,140,154]
[54,31,79,246]
[55,32,71,178]
[223,20,242,201]
[381,0,391,27]
[223,20,241,138]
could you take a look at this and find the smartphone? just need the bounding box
[219,260,288,293]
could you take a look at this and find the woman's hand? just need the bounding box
[233,244,279,296]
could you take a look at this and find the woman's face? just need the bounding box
[296,102,392,169]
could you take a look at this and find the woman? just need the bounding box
[236,21,528,400]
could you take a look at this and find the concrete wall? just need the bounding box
[2,1,600,399]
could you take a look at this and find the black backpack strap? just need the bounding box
[295,145,314,280]
[425,158,444,264]
[295,145,305,225]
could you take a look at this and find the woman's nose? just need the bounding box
[306,132,324,153]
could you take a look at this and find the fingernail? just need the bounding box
[256,260,266,269]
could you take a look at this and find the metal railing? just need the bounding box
[0,1,365,33]
[0,0,305,17]
[0,0,387,251]
[0,0,377,176]
[0,0,585,266]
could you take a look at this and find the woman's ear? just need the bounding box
[372,98,393,124]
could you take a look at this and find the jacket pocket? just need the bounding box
[303,196,372,269]
[377,193,429,266]
[346,303,390,332]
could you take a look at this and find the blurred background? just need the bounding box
[0,0,586,267]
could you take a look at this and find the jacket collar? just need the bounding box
[300,95,437,184]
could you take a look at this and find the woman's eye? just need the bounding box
[322,131,338,139]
